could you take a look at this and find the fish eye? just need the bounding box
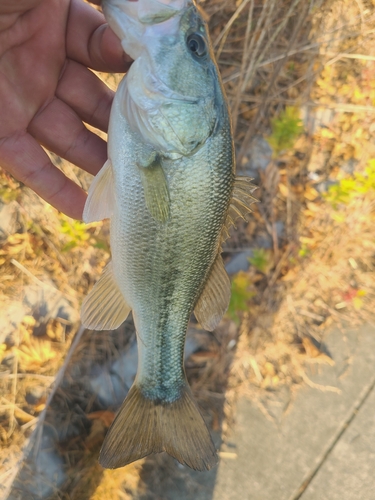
[186,33,207,58]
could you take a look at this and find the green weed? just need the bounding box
[59,218,110,252]
[248,248,272,274]
[325,159,375,208]
[60,219,90,251]
[267,106,303,156]
[298,245,311,258]
[0,187,19,203]
[227,271,255,324]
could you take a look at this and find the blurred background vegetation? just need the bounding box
[1,0,375,498]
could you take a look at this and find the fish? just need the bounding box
[81,0,256,471]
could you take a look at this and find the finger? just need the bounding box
[0,132,87,219]
[28,97,107,176]
[66,0,132,72]
[57,59,114,132]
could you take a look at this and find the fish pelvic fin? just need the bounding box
[194,253,231,331]
[99,384,218,471]
[222,176,258,242]
[81,261,131,330]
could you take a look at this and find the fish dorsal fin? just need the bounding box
[139,157,170,222]
[81,261,131,331]
[83,160,114,223]
[194,254,231,331]
[222,176,258,242]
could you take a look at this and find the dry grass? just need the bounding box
[204,0,319,145]
[219,0,375,429]
[227,191,375,408]
[1,0,375,498]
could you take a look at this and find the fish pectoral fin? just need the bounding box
[139,157,170,223]
[194,253,231,331]
[83,160,114,223]
[99,383,218,471]
[221,176,258,242]
[81,261,131,330]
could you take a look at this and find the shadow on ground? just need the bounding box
[5,321,136,500]
[4,317,227,500]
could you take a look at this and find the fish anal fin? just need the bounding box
[83,160,114,223]
[194,254,231,331]
[222,176,258,242]
[81,262,131,331]
[139,157,170,223]
[99,384,218,471]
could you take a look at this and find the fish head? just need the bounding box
[149,5,219,99]
[107,0,226,156]
[148,5,226,154]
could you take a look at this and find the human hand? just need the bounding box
[0,0,131,219]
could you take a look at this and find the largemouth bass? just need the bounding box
[81,0,256,471]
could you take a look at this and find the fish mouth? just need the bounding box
[104,0,190,25]
[102,0,193,59]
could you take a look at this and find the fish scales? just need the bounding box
[81,0,256,471]
[110,89,234,401]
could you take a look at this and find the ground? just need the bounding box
[1,0,375,498]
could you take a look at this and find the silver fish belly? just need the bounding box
[81,0,256,471]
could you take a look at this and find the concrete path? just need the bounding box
[213,324,375,500]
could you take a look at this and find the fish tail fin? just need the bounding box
[99,384,218,471]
